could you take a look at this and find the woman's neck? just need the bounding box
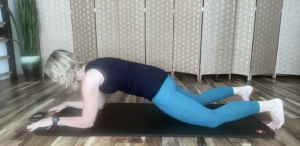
[76,65,86,81]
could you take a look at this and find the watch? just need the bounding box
[52,115,60,126]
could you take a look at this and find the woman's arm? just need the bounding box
[56,69,105,128]
[64,91,107,109]
[64,101,84,109]
[27,69,105,130]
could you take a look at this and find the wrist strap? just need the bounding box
[52,115,60,126]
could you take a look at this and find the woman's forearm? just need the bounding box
[64,96,106,109]
[57,117,92,128]
[65,101,84,109]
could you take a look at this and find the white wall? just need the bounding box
[0,4,9,80]
[0,40,10,80]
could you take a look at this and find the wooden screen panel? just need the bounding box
[251,0,283,76]
[36,0,74,74]
[231,0,256,78]
[95,0,120,58]
[173,0,203,77]
[200,0,236,76]
[146,0,173,72]
[118,0,145,63]
[276,0,300,75]
[71,0,97,61]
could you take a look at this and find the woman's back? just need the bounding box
[84,57,168,101]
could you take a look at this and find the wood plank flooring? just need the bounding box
[1,73,300,146]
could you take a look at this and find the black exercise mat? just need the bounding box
[33,103,275,138]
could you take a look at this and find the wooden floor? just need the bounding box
[1,73,300,146]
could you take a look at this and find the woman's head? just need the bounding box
[45,49,87,90]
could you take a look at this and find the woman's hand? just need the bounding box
[27,117,52,131]
[49,102,68,112]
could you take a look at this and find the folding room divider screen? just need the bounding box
[36,0,74,74]
[231,0,256,79]
[173,0,203,77]
[146,0,174,72]
[251,0,283,79]
[71,0,98,61]
[275,0,300,76]
[95,0,120,59]
[118,0,146,64]
[37,0,296,81]
[200,0,237,78]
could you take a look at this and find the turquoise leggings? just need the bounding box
[152,75,260,128]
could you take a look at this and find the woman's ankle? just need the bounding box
[258,100,276,113]
[232,86,253,101]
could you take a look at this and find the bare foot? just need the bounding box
[267,99,285,129]
[238,86,253,101]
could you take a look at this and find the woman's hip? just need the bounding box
[152,75,177,105]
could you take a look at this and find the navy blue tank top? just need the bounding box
[84,57,168,101]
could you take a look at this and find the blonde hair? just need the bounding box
[45,49,87,91]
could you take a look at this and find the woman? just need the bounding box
[27,49,284,131]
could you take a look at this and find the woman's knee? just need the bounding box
[194,112,223,128]
[204,120,221,128]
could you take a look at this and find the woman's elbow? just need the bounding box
[83,122,94,128]
[80,123,93,128]
[87,123,94,128]
[81,120,95,128]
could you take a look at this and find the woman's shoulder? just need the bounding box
[83,57,121,80]
[85,57,116,69]
[87,57,131,67]
[81,73,104,95]
[88,57,124,64]
[83,66,105,87]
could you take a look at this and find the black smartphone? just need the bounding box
[29,112,47,121]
